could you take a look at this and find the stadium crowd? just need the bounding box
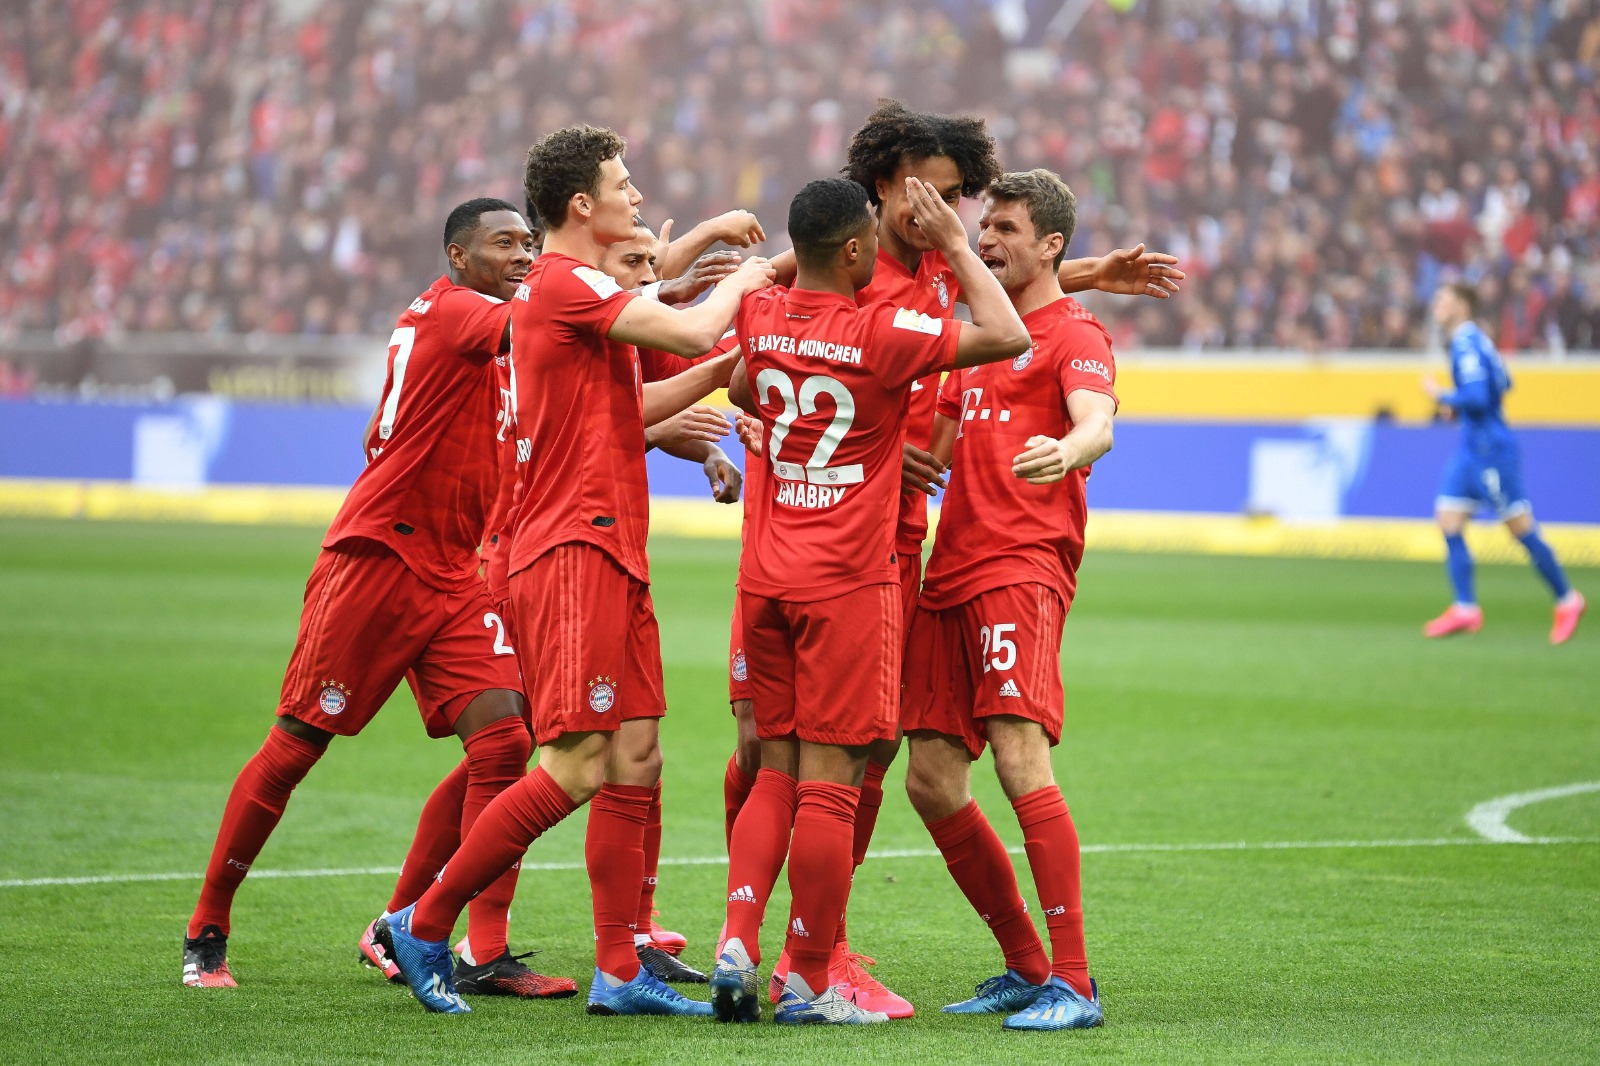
[4,0,1600,352]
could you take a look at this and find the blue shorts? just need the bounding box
[1436,444,1530,520]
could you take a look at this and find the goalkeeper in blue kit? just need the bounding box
[1421,281,1584,644]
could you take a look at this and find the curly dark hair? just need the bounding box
[843,100,1001,206]
[524,125,627,230]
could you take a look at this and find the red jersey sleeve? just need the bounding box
[638,347,694,382]
[863,303,959,391]
[1056,315,1119,410]
[435,288,512,363]
[548,259,638,336]
[935,367,964,420]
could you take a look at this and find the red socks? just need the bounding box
[188,725,324,938]
[634,782,664,939]
[723,768,798,961]
[586,782,654,980]
[784,781,859,993]
[410,765,576,942]
[454,718,530,961]
[926,799,1049,984]
[1013,786,1091,997]
[387,758,468,914]
[723,755,756,851]
[834,760,888,949]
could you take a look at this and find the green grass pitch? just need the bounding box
[1,518,1596,1064]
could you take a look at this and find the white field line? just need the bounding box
[3,834,1595,890]
[1465,780,1600,843]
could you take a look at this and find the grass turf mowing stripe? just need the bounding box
[7,835,1596,889]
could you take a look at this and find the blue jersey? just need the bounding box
[1438,321,1514,457]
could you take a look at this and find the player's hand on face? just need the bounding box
[902,442,948,496]
[711,210,767,248]
[660,250,743,304]
[905,177,969,255]
[651,404,732,452]
[736,412,764,457]
[705,454,743,503]
[1012,434,1069,484]
[1093,244,1185,298]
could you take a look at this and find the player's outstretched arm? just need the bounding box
[727,355,757,414]
[1059,245,1184,299]
[657,251,743,306]
[641,348,741,425]
[904,178,1028,368]
[658,211,767,280]
[610,257,774,357]
[1011,389,1115,484]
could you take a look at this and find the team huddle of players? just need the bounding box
[179,100,1185,1031]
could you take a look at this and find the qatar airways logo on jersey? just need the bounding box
[753,333,862,365]
[1071,357,1111,381]
[513,283,530,302]
[775,482,847,509]
[407,297,432,315]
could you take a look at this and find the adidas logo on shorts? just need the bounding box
[998,679,1022,698]
[790,917,809,938]
[728,884,756,903]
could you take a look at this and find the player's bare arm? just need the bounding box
[727,354,756,414]
[905,177,1028,367]
[902,441,948,496]
[640,347,741,424]
[657,250,744,305]
[657,210,767,280]
[1011,389,1115,485]
[1057,245,1184,300]
[610,256,774,357]
[929,412,958,467]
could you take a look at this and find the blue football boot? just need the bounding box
[380,905,469,1014]
[1001,976,1102,1031]
[586,966,715,1017]
[942,968,1050,1014]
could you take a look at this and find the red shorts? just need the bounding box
[728,591,752,705]
[901,583,1066,760]
[278,540,522,739]
[511,543,666,747]
[741,584,901,747]
[897,550,922,636]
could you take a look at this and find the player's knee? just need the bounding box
[988,719,1054,799]
[904,753,964,821]
[735,735,762,777]
[866,733,902,769]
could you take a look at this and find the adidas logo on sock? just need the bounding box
[998,679,1022,698]
[728,885,756,903]
[790,917,809,937]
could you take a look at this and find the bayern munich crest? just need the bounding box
[936,275,950,308]
[1013,348,1034,371]
[318,681,350,715]
[587,676,617,714]
[731,650,748,683]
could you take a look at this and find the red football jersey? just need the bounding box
[480,351,520,607]
[506,253,646,582]
[856,248,961,553]
[920,296,1117,612]
[324,275,511,591]
[737,286,958,602]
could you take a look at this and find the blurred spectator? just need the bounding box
[1,0,1598,354]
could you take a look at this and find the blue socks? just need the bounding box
[1444,533,1476,605]
[1519,528,1572,600]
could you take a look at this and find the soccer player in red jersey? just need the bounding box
[182,199,540,990]
[709,175,1029,1025]
[744,100,1181,1016]
[901,170,1117,1032]
[381,126,774,1016]
[367,218,744,997]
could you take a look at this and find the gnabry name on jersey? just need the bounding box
[775,482,847,509]
[752,333,862,365]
